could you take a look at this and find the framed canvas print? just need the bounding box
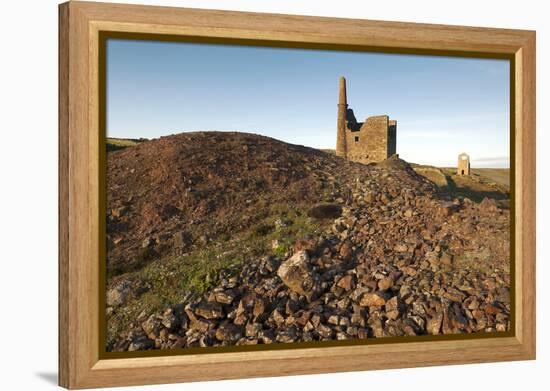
[58,1,536,389]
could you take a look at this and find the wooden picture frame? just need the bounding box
[59,1,536,389]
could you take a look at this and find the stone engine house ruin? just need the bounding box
[457,152,471,175]
[336,77,397,164]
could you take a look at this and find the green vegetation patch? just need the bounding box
[106,202,326,341]
[107,137,145,152]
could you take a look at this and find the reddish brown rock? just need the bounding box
[378,276,394,291]
[360,292,387,307]
[294,237,318,254]
[194,301,224,320]
[277,250,321,300]
[339,241,353,260]
[215,323,243,342]
[427,312,443,335]
[337,274,356,291]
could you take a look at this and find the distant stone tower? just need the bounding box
[457,152,470,175]
[335,77,397,164]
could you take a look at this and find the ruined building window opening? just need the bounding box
[355,136,359,142]
[461,170,464,175]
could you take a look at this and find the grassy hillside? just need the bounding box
[413,165,510,208]
[107,137,147,152]
[471,168,510,188]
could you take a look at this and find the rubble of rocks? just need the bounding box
[108,151,510,352]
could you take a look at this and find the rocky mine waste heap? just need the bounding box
[106,133,510,352]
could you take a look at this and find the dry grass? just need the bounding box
[106,137,146,152]
[412,166,448,187]
[414,165,510,206]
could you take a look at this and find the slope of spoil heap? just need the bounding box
[106,131,369,277]
[106,133,510,352]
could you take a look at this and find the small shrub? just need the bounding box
[307,203,342,219]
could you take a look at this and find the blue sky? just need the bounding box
[107,39,510,168]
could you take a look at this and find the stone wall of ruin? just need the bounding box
[336,78,397,165]
[343,115,390,164]
[457,155,470,175]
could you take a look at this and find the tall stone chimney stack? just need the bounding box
[336,76,348,158]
